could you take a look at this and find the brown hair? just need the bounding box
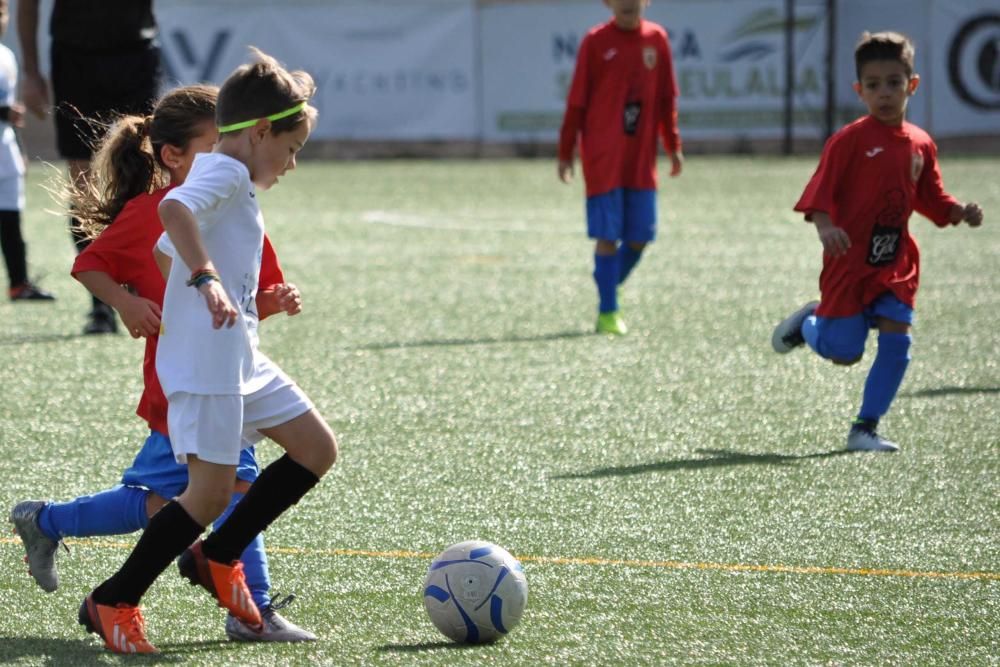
[216,47,317,135]
[73,84,218,239]
[855,31,915,81]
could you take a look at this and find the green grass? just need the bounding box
[1,156,997,665]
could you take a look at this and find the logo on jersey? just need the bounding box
[867,189,907,266]
[604,48,617,61]
[865,147,884,158]
[643,46,657,70]
[910,151,925,183]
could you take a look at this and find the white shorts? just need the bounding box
[167,371,314,466]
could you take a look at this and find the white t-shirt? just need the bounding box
[0,43,25,210]
[156,152,277,396]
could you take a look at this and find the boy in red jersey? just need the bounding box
[558,0,682,335]
[772,32,983,452]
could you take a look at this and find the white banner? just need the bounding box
[929,0,1000,136]
[156,0,478,140]
[480,0,830,142]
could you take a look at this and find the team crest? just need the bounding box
[643,46,657,69]
[910,151,924,182]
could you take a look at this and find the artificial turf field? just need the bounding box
[0,156,997,665]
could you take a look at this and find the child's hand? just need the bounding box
[199,280,238,329]
[669,151,684,177]
[815,222,851,256]
[117,293,162,338]
[275,283,303,316]
[962,202,983,227]
[558,160,574,183]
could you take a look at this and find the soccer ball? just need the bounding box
[422,540,528,643]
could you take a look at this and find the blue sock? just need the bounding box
[214,492,271,609]
[593,253,619,313]
[617,244,643,284]
[858,332,912,421]
[36,485,149,542]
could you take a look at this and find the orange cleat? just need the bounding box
[178,540,262,629]
[78,594,158,654]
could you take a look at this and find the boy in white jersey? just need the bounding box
[78,49,337,654]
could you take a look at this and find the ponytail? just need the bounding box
[73,114,164,240]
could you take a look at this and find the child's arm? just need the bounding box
[153,246,171,279]
[256,283,303,319]
[947,202,984,227]
[74,270,161,338]
[658,32,683,177]
[557,106,583,183]
[809,211,851,257]
[158,199,237,329]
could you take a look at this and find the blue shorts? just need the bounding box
[586,188,657,243]
[810,293,914,360]
[120,431,260,500]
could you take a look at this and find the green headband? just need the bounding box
[218,101,306,134]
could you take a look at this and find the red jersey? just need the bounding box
[558,19,681,197]
[71,188,286,434]
[795,115,958,318]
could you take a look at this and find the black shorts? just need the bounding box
[50,40,162,160]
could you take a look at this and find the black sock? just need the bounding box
[0,210,27,287]
[92,500,204,606]
[202,454,319,564]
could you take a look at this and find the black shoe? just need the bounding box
[9,282,55,301]
[83,304,118,335]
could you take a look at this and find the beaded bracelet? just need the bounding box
[186,269,221,288]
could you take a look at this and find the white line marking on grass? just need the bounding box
[3,538,996,582]
[360,210,572,234]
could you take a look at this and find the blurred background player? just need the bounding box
[9,83,315,642]
[0,0,51,301]
[17,0,161,332]
[558,0,683,335]
[771,31,984,452]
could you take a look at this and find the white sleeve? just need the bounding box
[162,156,242,222]
[155,231,175,257]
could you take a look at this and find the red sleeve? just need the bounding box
[657,32,681,154]
[913,142,959,227]
[558,35,591,162]
[70,204,151,286]
[255,234,286,321]
[794,132,848,221]
[558,107,584,162]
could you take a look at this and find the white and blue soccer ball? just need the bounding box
[422,540,528,643]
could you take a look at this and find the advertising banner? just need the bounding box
[481,0,830,142]
[929,0,1000,136]
[156,0,478,140]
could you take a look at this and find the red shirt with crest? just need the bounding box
[72,187,286,435]
[794,115,958,318]
[558,19,681,197]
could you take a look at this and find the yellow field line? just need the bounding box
[3,537,996,581]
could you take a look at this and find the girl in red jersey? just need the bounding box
[558,0,683,335]
[9,84,315,641]
[772,32,983,452]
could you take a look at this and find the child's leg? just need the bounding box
[0,209,27,289]
[213,490,271,610]
[617,189,656,285]
[856,294,915,425]
[593,239,619,313]
[37,485,150,541]
[201,409,336,565]
[857,322,911,423]
[616,242,645,285]
[587,190,624,314]
[801,313,868,364]
[91,458,234,606]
